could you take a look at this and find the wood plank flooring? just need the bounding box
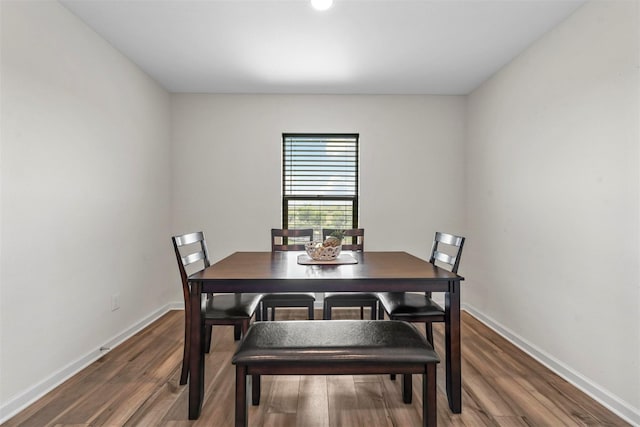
[2,309,629,427]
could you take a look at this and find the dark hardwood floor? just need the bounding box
[2,308,629,426]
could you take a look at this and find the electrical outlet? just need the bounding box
[111,293,120,311]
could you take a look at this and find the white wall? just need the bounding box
[2,0,638,424]
[0,1,174,418]
[466,0,639,422]
[170,94,466,260]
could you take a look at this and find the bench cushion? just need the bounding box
[232,320,439,365]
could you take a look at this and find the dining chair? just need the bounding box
[321,228,380,320]
[260,229,317,320]
[376,231,465,345]
[171,231,263,385]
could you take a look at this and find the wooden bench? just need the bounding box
[232,320,440,427]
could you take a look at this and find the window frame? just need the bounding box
[282,133,359,232]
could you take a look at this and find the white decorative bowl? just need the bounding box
[305,241,342,261]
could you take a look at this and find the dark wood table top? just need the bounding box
[189,251,463,293]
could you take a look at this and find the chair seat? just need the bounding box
[260,293,316,302]
[260,293,315,321]
[324,292,378,301]
[204,293,263,320]
[323,292,379,319]
[377,292,444,318]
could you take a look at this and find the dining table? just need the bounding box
[187,251,465,420]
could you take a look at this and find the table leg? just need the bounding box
[188,281,204,419]
[445,280,462,413]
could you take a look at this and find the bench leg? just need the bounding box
[402,374,412,404]
[235,365,247,427]
[252,374,261,405]
[423,364,437,427]
[323,302,331,320]
[308,303,314,320]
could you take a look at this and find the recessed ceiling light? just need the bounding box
[311,0,333,11]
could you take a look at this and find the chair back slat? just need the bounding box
[432,250,456,267]
[182,250,207,267]
[174,231,205,247]
[435,231,464,247]
[322,228,364,251]
[429,231,465,273]
[271,228,314,252]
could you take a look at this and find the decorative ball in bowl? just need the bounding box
[305,241,342,261]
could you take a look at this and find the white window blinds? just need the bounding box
[282,134,359,237]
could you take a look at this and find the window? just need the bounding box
[283,133,359,240]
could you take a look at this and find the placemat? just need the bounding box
[297,254,358,265]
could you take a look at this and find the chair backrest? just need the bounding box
[429,231,465,273]
[271,228,314,252]
[322,228,364,251]
[171,231,211,307]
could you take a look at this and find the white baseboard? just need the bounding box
[0,302,183,424]
[463,303,640,426]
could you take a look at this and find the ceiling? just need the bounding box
[60,0,585,95]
